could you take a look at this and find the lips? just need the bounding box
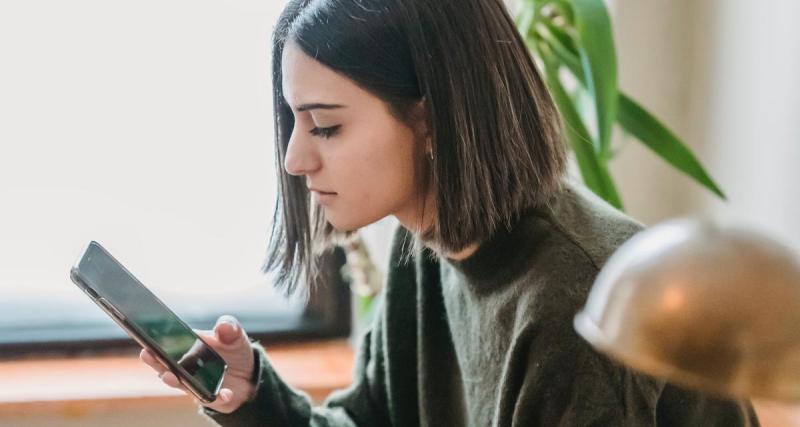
[308,187,336,195]
[309,188,337,206]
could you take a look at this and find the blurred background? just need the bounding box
[0,0,305,349]
[0,0,798,425]
[609,0,800,252]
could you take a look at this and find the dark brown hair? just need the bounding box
[265,0,566,295]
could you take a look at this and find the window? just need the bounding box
[0,0,350,357]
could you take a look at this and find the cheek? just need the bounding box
[359,122,417,199]
[355,147,415,203]
[323,125,419,229]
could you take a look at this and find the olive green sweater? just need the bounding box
[202,180,759,426]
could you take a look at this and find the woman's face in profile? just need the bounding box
[281,41,427,232]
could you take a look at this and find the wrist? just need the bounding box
[245,346,261,399]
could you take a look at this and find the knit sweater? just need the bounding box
[202,180,759,426]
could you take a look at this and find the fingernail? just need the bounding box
[217,320,235,333]
[217,316,238,329]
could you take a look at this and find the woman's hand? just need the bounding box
[139,315,257,414]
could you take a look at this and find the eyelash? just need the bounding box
[309,125,341,139]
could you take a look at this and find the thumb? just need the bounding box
[214,315,244,345]
[218,388,234,403]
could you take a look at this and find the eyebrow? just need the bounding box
[296,103,346,112]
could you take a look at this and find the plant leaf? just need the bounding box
[618,94,727,199]
[571,0,618,158]
[534,32,727,200]
[540,46,624,209]
[536,21,582,77]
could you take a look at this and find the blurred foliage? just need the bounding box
[516,0,725,209]
[340,236,383,329]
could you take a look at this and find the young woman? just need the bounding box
[141,0,759,425]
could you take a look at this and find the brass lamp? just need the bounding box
[574,218,800,401]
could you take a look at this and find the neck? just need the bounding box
[444,243,480,261]
[392,194,480,261]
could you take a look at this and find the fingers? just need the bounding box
[139,349,186,391]
[159,371,181,389]
[216,314,240,327]
[202,388,237,413]
[193,329,220,347]
[215,321,241,345]
[218,388,233,403]
[214,315,245,345]
[139,348,167,375]
[192,316,247,348]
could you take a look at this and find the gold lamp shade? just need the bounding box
[574,218,800,401]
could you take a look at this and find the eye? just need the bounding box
[309,125,341,139]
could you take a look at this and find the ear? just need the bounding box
[409,97,430,139]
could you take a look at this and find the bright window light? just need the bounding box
[0,0,326,349]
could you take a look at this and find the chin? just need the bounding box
[324,209,383,232]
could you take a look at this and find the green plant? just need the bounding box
[516,0,725,209]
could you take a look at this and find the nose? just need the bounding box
[283,131,321,176]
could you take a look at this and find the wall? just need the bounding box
[611,0,800,253]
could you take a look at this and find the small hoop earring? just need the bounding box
[425,135,434,161]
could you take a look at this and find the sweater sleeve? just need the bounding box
[197,226,420,427]
[199,309,392,427]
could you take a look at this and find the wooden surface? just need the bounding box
[1,340,798,425]
[0,340,354,416]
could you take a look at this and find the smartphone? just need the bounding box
[69,241,227,403]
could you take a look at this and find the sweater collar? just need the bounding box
[442,207,544,291]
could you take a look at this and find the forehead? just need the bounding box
[281,41,366,109]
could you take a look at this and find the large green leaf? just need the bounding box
[617,95,727,199]
[571,0,618,158]
[534,32,726,200]
[535,21,582,77]
[541,47,623,209]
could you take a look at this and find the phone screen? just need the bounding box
[72,241,226,401]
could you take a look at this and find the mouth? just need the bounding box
[309,188,337,205]
[308,187,337,195]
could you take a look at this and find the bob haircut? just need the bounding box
[265,0,566,295]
